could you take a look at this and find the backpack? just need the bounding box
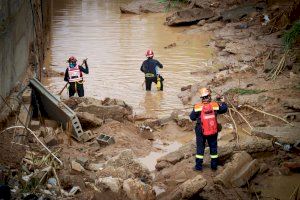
[200,103,218,136]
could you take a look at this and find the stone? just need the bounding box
[123,178,155,200]
[105,150,152,183]
[96,176,122,193]
[174,171,188,183]
[197,19,206,26]
[76,112,103,129]
[214,151,260,188]
[44,134,58,147]
[156,138,274,171]
[87,163,104,171]
[166,8,214,26]
[63,97,133,122]
[105,149,134,167]
[171,175,207,200]
[181,85,192,91]
[76,156,89,166]
[251,124,300,144]
[71,160,85,172]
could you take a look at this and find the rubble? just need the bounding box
[252,123,300,144]
[76,112,103,129]
[97,133,116,145]
[166,8,214,26]
[96,176,122,193]
[100,149,152,184]
[170,175,207,200]
[214,151,260,187]
[63,97,133,122]
[123,178,156,200]
[156,138,274,171]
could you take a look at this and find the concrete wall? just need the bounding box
[0,0,51,101]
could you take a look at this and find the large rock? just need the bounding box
[76,112,103,129]
[166,8,214,26]
[251,123,300,144]
[123,178,156,200]
[104,149,152,183]
[63,97,133,122]
[120,0,164,14]
[156,141,195,171]
[170,175,207,200]
[214,151,260,188]
[96,176,122,193]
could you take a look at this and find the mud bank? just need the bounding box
[0,0,51,122]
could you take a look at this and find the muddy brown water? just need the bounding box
[45,0,213,117]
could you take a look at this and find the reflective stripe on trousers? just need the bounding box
[196,154,204,159]
[210,154,218,159]
[145,73,155,77]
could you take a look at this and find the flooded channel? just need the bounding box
[45,0,213,117]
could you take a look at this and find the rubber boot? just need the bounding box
[194,158,203,171]
[211,158,218,170]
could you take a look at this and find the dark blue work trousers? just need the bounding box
[195,127,218,170]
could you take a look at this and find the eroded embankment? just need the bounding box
[0,0,299,199]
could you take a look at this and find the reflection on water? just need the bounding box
[46,0,212,117]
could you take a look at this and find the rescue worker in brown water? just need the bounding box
[189,88,228,171]
[140,50,164,91]
[64,56,89,97]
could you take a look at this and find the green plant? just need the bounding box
[225,88,267,95]
[267,20,300,80]
[283,20,300,50]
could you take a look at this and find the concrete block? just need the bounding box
[80,130,97,143]
[214,151,260,188]
[96,134,115,146]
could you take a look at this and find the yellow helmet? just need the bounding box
[199,87,211,97]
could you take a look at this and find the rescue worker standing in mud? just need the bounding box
[64,56,89,97]
[190,88,228,171]
[140,50,164,91]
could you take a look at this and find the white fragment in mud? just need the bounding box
[22,173,33,182]
[68,186,81,196]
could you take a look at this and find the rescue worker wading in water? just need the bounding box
[140,50,164,91]
[64,56,89,97]
[190,88,228,171]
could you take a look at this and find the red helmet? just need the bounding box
[145,50,154,58]
[68,56,77,63]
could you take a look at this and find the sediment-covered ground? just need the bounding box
[0,0,299,199]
